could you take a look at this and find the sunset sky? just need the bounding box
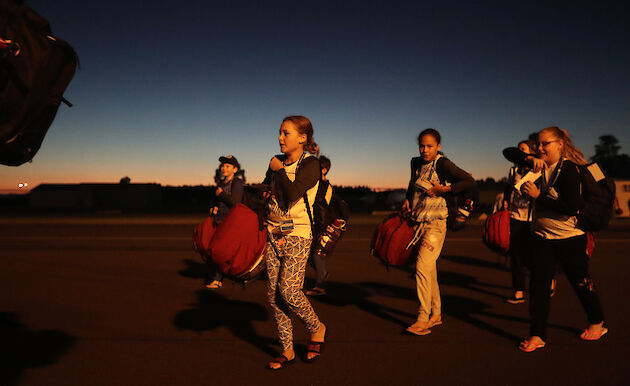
[1,1,629,193]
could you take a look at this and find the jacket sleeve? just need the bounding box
[217,178,244,208]
[439,158,476,195]
[503,147,531,168]
[262,167,274,185]
[273,157,321,202]
[535,163,582,216]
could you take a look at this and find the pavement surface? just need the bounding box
[1,214,629,386]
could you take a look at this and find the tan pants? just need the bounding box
[414,219,447,322]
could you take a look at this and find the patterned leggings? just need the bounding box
[265,234,321,351]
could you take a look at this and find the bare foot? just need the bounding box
[268,349,295,370]
[585,322,604,333]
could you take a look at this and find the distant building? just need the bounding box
[30,183,162,212]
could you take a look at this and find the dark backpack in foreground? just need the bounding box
[576,162,616,232]
[0,0,78,166]
[305,179,350,259]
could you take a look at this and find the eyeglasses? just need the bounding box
[538,140,559,148]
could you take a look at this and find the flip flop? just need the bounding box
[580,327,608,341]
[406,325,432,336]
[519,339,546,352]
[267,354,294,370]
[428,318,442,328]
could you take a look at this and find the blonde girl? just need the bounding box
[262,115,326,369]
[519,126,606,352]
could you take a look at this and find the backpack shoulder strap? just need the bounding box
[315,179,330,202]
[299,153,319,230]
[434,155,447,184]
[303,191,314,228]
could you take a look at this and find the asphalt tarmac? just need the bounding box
[1,214,629,386]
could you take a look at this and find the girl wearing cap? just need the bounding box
[519,126,606,352]
[205,155,244,289]
[403,128,475,336]
[262,115,326,370]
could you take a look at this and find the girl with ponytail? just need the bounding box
[262,115,326,370]
[519,126,606,352]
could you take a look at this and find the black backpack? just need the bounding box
[306,179,350,238]
[0,0,78,166]
[304,179,350,259]
[576,162,616,232]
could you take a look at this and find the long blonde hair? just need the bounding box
[539,126,587,166]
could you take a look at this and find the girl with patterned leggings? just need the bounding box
[262,115,326,370]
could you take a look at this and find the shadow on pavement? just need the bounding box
[309,280,416,327]
[178,258,207,280]
[313,279,575,343]
[442,254,508,271]
[173,290,278,356]
[0,312,76,386]
[440,270,511,298]
[358,281,523,341]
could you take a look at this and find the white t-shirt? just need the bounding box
[266,153,319,238]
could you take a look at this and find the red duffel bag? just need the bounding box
[208,203,268,282]
[482,209,510,255]
[193,216,216,258]
[371,212,419,267]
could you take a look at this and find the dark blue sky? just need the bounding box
[2,0,629,191]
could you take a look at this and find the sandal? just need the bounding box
[305,287,327,296]
[306,341,325,362]
[580,327,608,341]
[267,354,294,370]
[306,325,327,362]
[205,280,223,289]
[519,338,546,352]
[406,325,432,336]
[428,317,442,328]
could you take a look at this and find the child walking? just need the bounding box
[403,128,475,336]
[205,155,244,289]
[262,115,327,369]
[519,126,606,352]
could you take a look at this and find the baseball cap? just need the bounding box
[219,155,240,170]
